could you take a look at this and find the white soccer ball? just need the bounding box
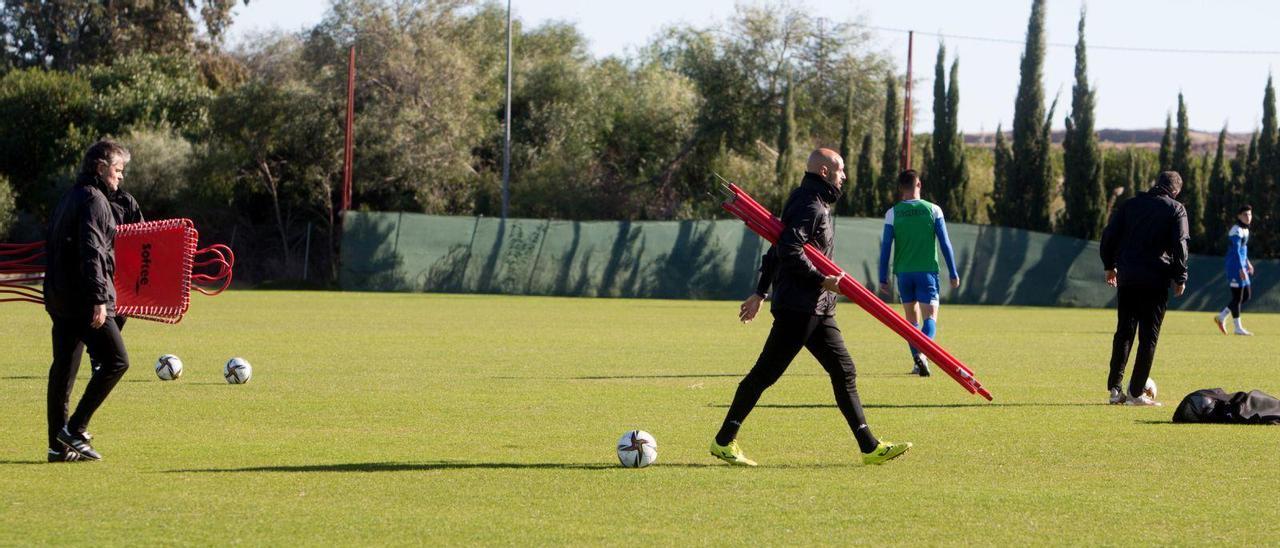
[224,357,252,384]
[1144,377,1158,400]
[155,354,183,381]
[616,430,658,468]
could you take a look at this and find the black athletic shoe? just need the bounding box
[914,355,932,377]
[57,428,102,460]
[47,447,84,462]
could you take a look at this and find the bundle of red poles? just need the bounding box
[720,181,993,401]
[0,242,45,304]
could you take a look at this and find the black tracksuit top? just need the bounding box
[44,176,118,319]
[1100,187,1190,289]
[755,172,843,316]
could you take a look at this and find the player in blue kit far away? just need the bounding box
[1216,205,1255,336]
[878,170,960,377]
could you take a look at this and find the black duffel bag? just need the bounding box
[1173,388,1280,424]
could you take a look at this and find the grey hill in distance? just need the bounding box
[966,128,1250,152]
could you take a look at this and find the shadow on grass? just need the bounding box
[167,460,738,473]
[0,460,44,465]
[706,402,1109,410]
[168,460,865,473]
[0,375,43,380]
[495,373,901,380]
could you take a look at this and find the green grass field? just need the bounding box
[2,291,1279,544]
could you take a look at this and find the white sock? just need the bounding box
[1235,317,1245,330]
[1219,308,1230,321]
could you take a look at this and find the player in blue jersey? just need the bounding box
[1215,205,1254,336]
[877,170,960,377]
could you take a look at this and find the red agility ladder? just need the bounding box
[719,181,993,401]
[0,218,234,324]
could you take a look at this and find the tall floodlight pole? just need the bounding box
[342,45,356,213]
[501,0,513,220]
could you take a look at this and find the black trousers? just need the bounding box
[1227,285,1252,318]
[47,313,130,448]
[85,316,126,372]
[1108,286,1168,398]
[717,310,878,453]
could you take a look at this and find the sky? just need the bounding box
[227,0,1280,133]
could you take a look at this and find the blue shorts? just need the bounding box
[1229,275,1251,288]
[896,272,940,305]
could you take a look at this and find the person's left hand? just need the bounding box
[1248,263,1255,276]
[1173,282,1186,297]
[950,277,960,289]
[739,294,764,323]
[1105,269,1118,287]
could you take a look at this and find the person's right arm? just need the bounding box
[1169,206,1190,293]
[875,207,896,289]
[755,246,776,298]
[1100,202,1125,285]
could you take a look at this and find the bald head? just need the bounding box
[806,148,846,189]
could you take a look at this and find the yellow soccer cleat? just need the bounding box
[863,441,912,465]
[709,440,758,467]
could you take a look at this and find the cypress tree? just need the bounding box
[946,58,971,221]
[1255,77,1278,256]
[1158,114,1173,171]
[837,78,856,215]
[1006,0,1052,231]
[1171,93,1204,251]
[929,44,952,210]
[775,70,797,187]
[878,72,902,214]
[1060,8,1105,240]
[1206,126,1231,253]
[989,124,1012,224]
[839,76,856,177]
[1230,142,1248,208]
[855,133,876,217]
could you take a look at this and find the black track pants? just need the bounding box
[1107,286,1168,398]
[716,310,879,453]
[1227,285,1251,318]
[47,314,130,448]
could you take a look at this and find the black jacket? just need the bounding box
[755,172,842,315]
[109,189,144,225]
[44,175,118,319]
[1100,188,1189,288]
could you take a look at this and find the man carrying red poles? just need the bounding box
[710,149,912,467]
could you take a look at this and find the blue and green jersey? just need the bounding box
[877,199,959,284]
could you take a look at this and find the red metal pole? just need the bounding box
[342,45,356,213]
[901,30,913,171]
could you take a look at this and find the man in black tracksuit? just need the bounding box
[84,188,143,374]
[710,149,911,466]
[1100,171,1189,406]
[44,140,133,461]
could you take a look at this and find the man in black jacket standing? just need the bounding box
[710,148,911,466]
[44,140,133,461]
[85,186,143,374]
[1100,171,1189,406]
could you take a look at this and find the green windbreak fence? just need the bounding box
[341,211,1280,311]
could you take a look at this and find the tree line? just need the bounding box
[0,0,1275,286]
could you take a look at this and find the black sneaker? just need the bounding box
[57,428,102,460]
[914,355,932,377]
[47,447,84,462]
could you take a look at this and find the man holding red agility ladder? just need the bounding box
[710,149,913,466]
[43,140,134,462]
